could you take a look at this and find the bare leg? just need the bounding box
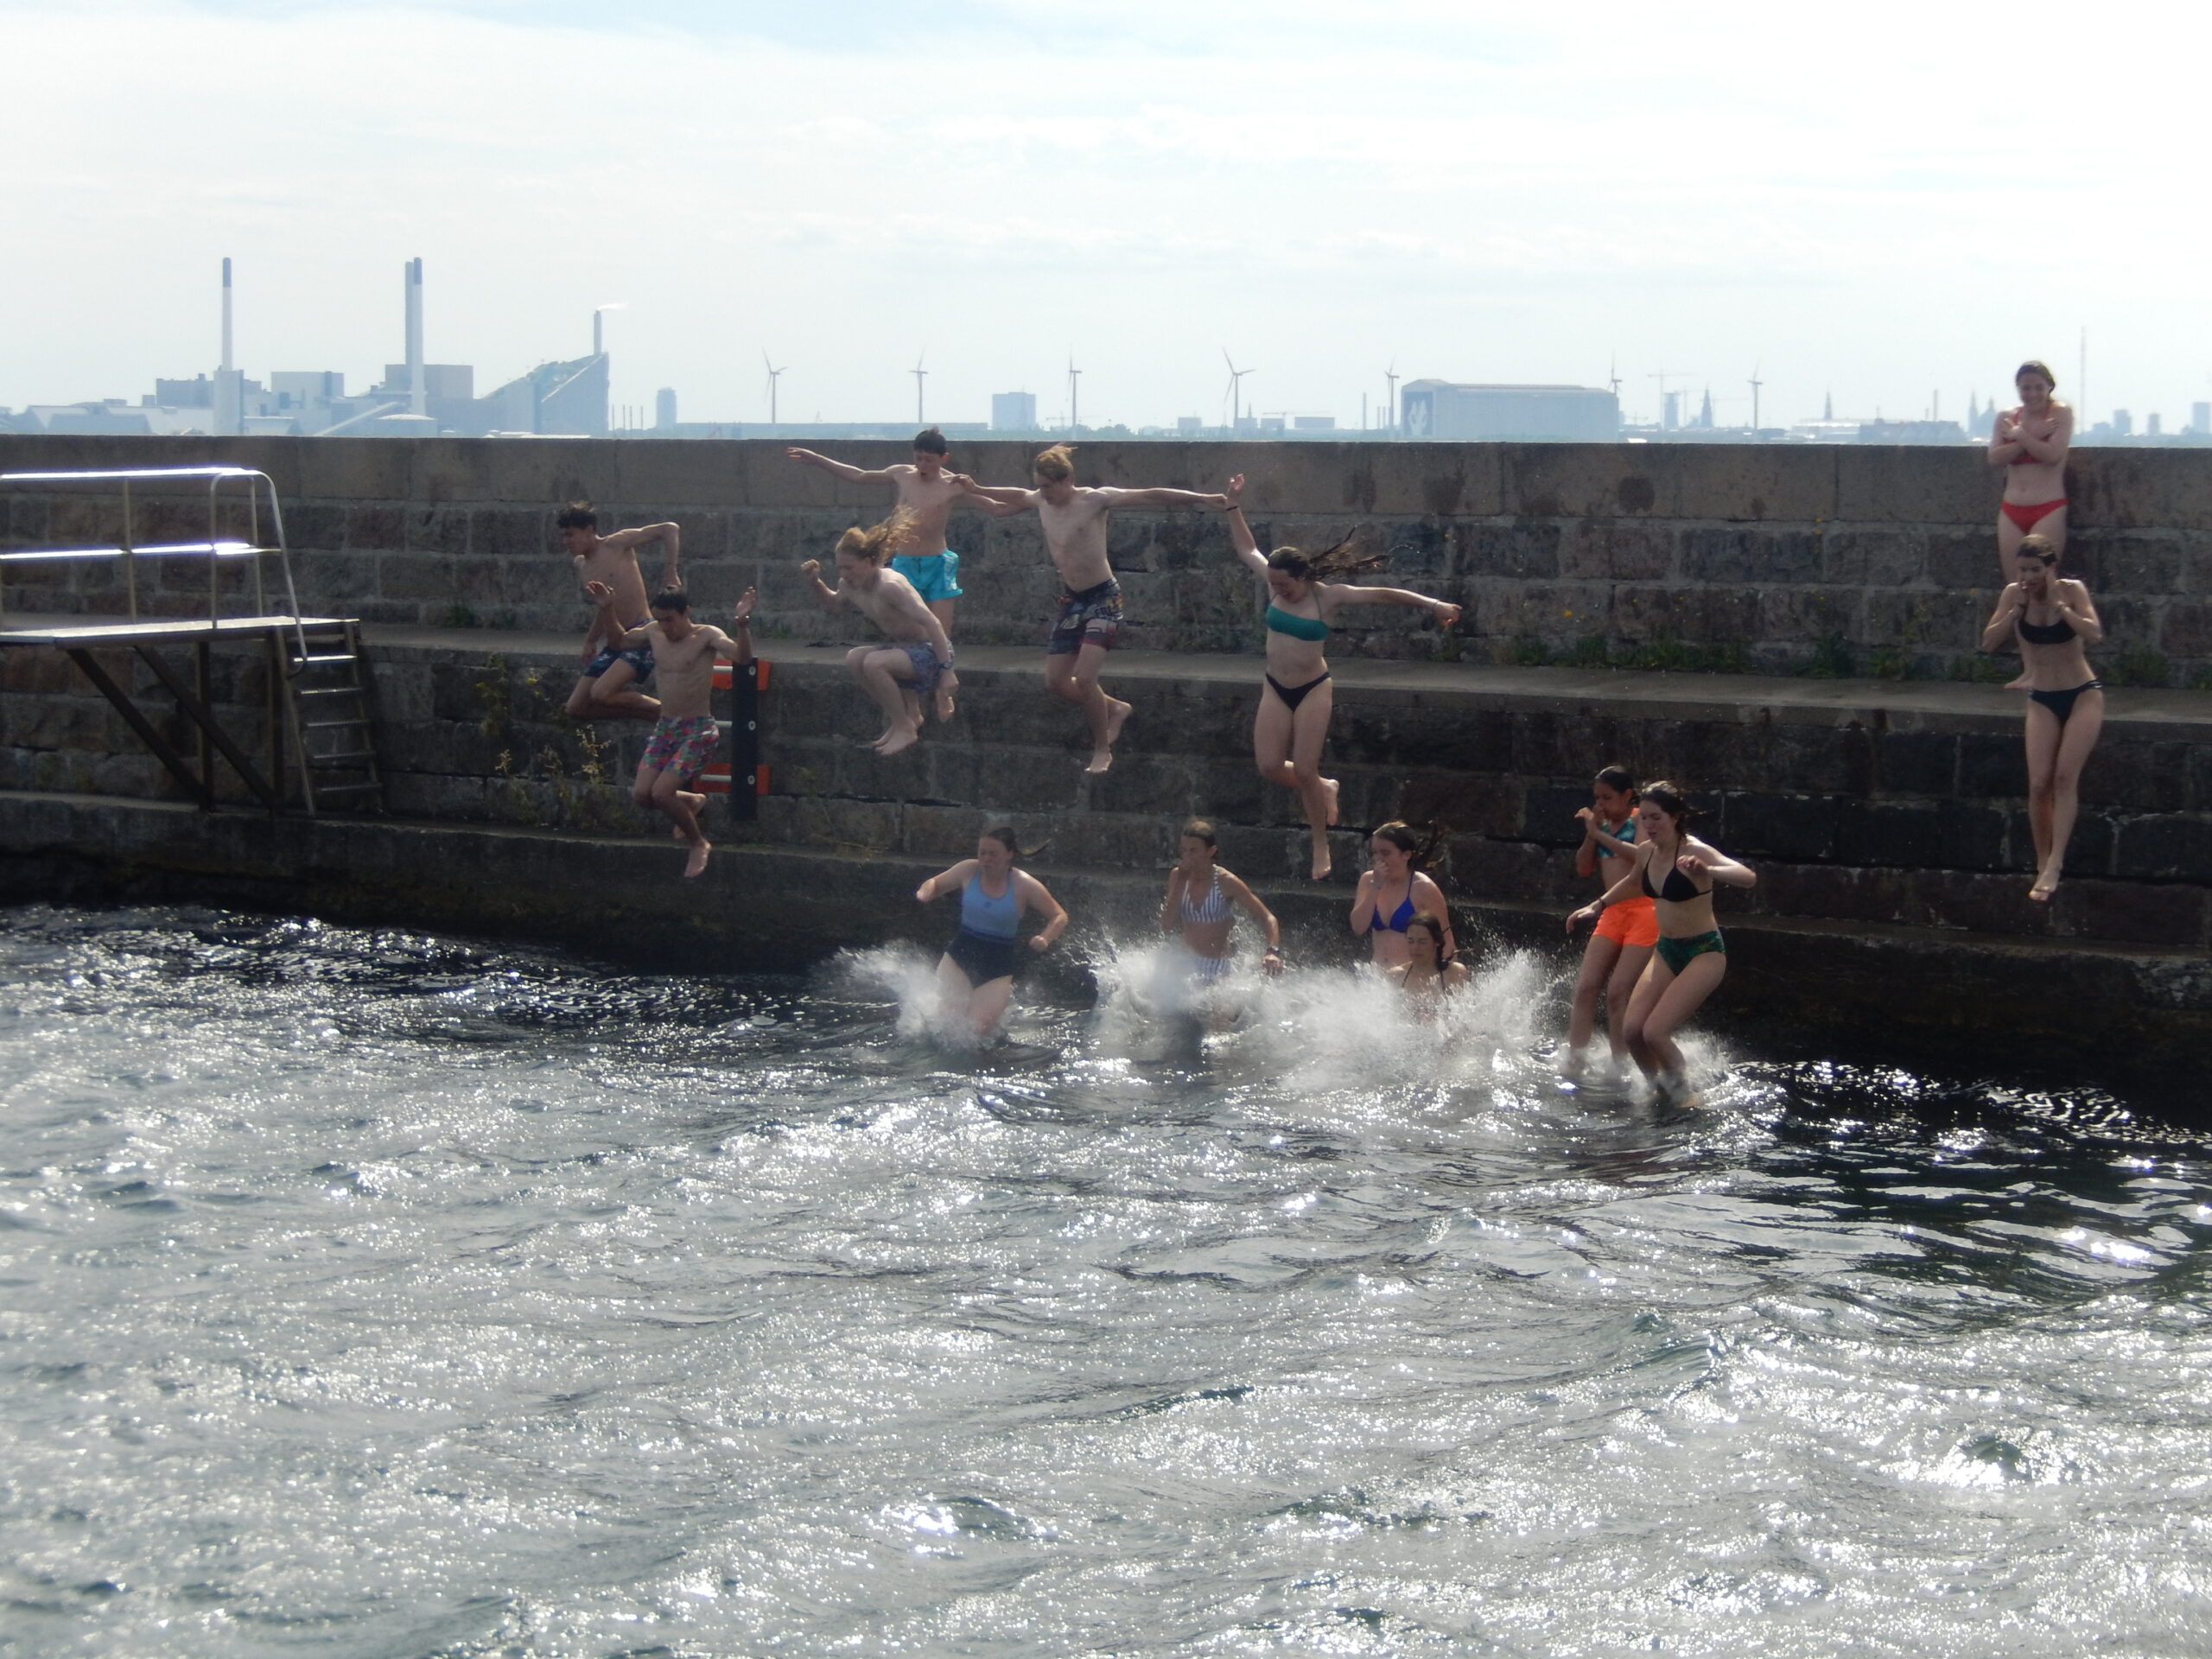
[568,662,659,721]
[1626,950,1728,1098]
[1566,931,1624,1076]
[1605,944,1654,1067]
[1047,643,1128,774]
[2031,693,2102,900]
[930,599,958,720]
[2023,700,2062,888]
[855,647,922,756]
[649,771,710,877]
[1254,681,1339,878]
[967,975,1015,1040]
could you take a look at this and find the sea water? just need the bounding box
[0,904,2206,1656]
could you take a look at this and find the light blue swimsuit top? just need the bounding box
[960,871,1020,940]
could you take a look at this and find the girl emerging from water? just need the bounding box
[1567,783,1755,1109]
[1386,911,1466,1018]
[1222,474,1463,880]
[1562,766,1655,1082]
[1979,534,2105,901]
[915,826,1068,1040]
[1159,819,1283,988]
[1351,822,1455,971]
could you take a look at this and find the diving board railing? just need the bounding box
[0,465,307,658]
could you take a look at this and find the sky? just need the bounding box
[6,0,2209,431]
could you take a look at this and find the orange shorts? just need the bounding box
[1592,895,1659,949]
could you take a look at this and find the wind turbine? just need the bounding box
[1067,355,1082,433]
[1224,350,1254,432]
[1384,361,1400,434]
[1747,359,1764,435]
[761,351,785,426]
[1608,353,1622,402]
[912,353,928,426]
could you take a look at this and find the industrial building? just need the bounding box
[1399,380,1622,442]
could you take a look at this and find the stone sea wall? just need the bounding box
[5,434,2212,683]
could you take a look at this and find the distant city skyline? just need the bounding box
[6,2,2209,435]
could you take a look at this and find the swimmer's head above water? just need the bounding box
[1370,820,1442,876]
[1178,819,1218,872]
[1405,911,1452,967]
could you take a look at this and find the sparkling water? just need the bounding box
[1,905,2206,1656]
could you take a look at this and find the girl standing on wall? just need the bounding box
[1560,766,1656,1083]
[1988,359,2073,573]
[1351,822,1455,971]
[915,826,1069,1040]
[1567,783,1756,1109]
[1979,534,2105,901]
[1222,474,1463,880]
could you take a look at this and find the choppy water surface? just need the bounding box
[0,905,2208,1657]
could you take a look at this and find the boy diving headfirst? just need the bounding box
[801,511,957,759]
[785,428,1005,719]
[583,579,755,879]
[558,501,683,720]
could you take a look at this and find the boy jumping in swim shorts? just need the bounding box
[559,501,683,720]
[801,510,957,759]
[584,579,754,879]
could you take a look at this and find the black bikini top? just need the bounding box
[2016,607,2075,646]
[1641,852,1707,904]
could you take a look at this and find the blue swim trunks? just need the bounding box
[583,639,653,682]
[890,550,963,603]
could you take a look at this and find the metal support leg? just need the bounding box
[130,645,283,811]
[66,648,205,804]
[194,639,214,807]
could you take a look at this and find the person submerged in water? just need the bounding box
[1561,766,1656,1083]
[1351,822,1454,970]
[915,825,1069,1041]
[1386,911,1466,1018]
[1158,819,1283,1020]
[1979,532,2105,902]
[1566,781,1755,1109]
[1222,473,1463,880]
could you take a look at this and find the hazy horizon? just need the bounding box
[7,0,2207,432]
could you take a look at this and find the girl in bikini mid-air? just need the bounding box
[1222,474,1463,880]
[1978,534,2106,902]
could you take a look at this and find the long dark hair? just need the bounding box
[1406,909,1453,965]
[1638,781,1697,833]
[1268,531,1386,583]
[1372,819,1446,869]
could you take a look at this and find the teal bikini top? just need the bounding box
[1265,604,1329,643]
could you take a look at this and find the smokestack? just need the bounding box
[593,308,603,358]
[221,257,233,372]
[405,257,425,416]
[214,257,242,436]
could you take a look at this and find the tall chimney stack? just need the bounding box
[593,308,603,358]
[214,257,242,436]
[405,257,426,416]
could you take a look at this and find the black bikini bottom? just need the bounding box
[2028,679,2103,727]
[1264,671,1330,712]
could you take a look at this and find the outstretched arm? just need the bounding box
[1223,474,1268,577]
[1108,486,1231,511]
[787,448,892,485]
[1324,582,1463,629]
[799,559,846,612]
[602,522,683,590]
[952,475,1035,512]
[915,858,978,904]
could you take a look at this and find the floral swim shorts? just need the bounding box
[642,713,721,783]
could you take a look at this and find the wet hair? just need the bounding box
[1371,819,1446,868]
[650,587,690,613]
[912,427,949,455]
[2017,533,2061,566]
[980,823,1052,860]
[1639,780,1697,825]
[1032,443,1077,483]
[556,501,598,531]
[833,507,920,567]
[1593,766,1638,798]
[1406,910,1453,963]
[1267,533,1387,584]
[1179,818,1217,849]
[2016,359,2056,389]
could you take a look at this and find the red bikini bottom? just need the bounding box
[2000,499,2065,532]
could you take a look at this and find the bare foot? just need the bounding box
[2029,868,2060,902]
[1321,777,1340,827]
[1103,697,1131,748]
[935,684,957,721]
[878,725,921,758]
[1309,834,1332,881]
[683,839,712,879]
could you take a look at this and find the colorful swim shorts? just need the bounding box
[890,550,963,603]
[1046,577,1123,656]
[1592,894,1660,949]
[642,712,721,783]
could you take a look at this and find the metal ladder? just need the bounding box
[286,619,386,813]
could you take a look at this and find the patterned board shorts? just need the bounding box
[1046,577,1122,655]
[896,642,944,697]
[642,713,721,783]
[584,639,654,681]
[890,550,963,603]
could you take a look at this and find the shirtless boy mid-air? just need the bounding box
[786,428,995,719]
[801,511,958,760]
[958,444,1230,774]
[559,501,683,720]
[583,580,755,880]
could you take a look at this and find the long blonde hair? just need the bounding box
[834,507,920,565]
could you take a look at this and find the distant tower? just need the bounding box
[1823,391,1834,422]
[404,257,425,417]
[656,388,677,429]
[213,257,242,436]
[1697,388,1713,429]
